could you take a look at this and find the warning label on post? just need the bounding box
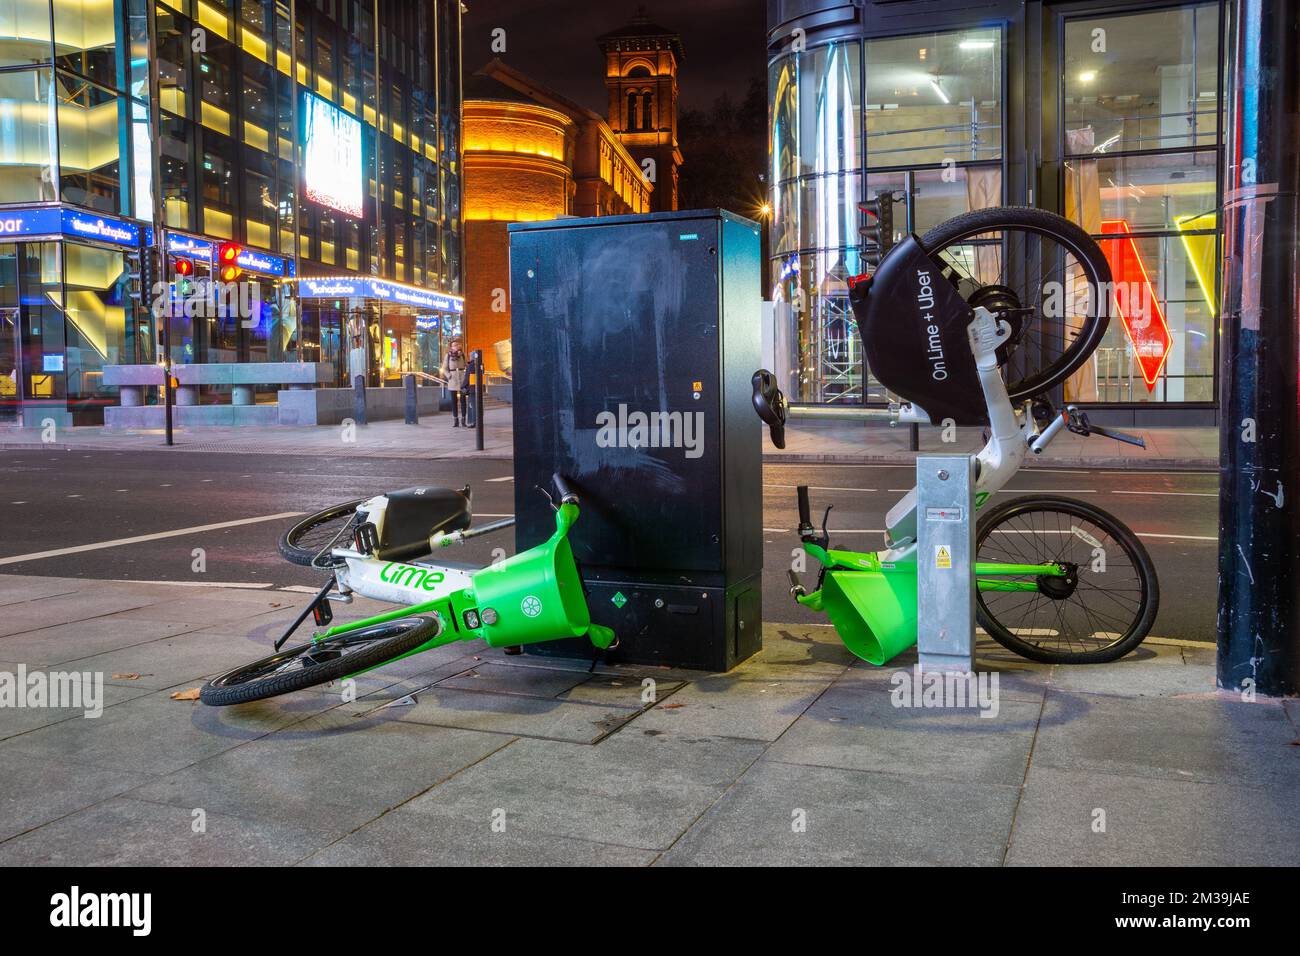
[934,545,952,570]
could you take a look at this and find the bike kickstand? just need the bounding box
[275,578,336,652]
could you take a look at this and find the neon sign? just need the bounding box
[1099,219,1174,392]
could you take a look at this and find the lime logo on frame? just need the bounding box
[521,595,543,617]
[379,562,447,592]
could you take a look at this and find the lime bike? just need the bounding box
[200,474,614,705]
[753,205,1159,665]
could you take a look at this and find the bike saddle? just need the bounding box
[752,369,788,448]
[375,486,472,561]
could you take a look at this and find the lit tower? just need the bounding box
[598,9,683,212]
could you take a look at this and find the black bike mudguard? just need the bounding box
[850,234,988,426]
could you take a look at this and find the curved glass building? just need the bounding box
[768,0,1228,423]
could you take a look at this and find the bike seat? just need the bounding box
[376,487,472,561]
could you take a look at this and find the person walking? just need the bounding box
[441,338,469,427]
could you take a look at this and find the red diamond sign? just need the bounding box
[1098,219,1174,391]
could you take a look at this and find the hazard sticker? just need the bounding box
[935,545,952,570]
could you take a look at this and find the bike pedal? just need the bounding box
[312,600,334,626]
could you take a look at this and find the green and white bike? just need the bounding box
[200,474,614,705]
[754,205,1159,665]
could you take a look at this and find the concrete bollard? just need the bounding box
[404,373,418,424]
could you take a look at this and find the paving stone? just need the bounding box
[1006,767,1300,867]
[435,659,592,698]
[344,681,642,743]
[1047,640,1216,698]
[0,589,165,637]
[0,575,84,608]
[0,676,153,739]
[113,594,297,625]
[633,660,838,741]
[302,804,657,866]
[0,617,201,666]
[11,684,339,775]
[1030,690,1300,787]
[0,740,150,842]
[757,623,858,670]
[400,733,766,851]
[0,797,334,866]
[659,759,1019,866]
[61,629,280,691]
[765,682,1038,785]
[128,711,511,833]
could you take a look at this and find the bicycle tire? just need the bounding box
[278,498,367,566]
[200,616,440,706]
[919,206,1112,400]
[975,495,1159,664]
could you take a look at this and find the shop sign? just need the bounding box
[0,206,140,248]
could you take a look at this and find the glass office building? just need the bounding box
[768,0,1229,423]
[0,0,464,426]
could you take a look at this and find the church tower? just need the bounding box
[598,9,683,212]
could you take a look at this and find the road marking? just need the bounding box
[111,579,274,590]
[1137,532,1217,542]
[1000,488,1097,494]
[486,476,514,482]
[0,511,304,567]
[1113,490,1217,497]
[475,513,513,518]
[279,585,324,593]
[768,483,878,493]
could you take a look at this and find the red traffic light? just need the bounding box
[174,257,194,277]
[216,242,243,282]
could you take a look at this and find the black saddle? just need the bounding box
[376,486,472,561]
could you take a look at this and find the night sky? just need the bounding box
[460,0,768,114]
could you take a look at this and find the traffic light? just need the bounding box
[859,192,899,266]
[174,257,193,277]
[216,242,243,282]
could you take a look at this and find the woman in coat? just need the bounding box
[441,338,469,427]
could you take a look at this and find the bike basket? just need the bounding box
[819,569,918,665]
[469,534,594,648]
[850,234,988,426]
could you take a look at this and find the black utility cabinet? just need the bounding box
[509,209,763,671]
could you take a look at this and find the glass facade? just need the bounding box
[0,0,464,424]
[767,0,1229,414]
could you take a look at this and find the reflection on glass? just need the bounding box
[0,0,53,68]
[57,73,124,213]
[865,29,1001,168]
[1064,3,1219,153]
[0,68,57,202]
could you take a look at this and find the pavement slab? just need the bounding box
[0,616,203,666]
[1005,767,1300,867]
[657,759,1020,866]
[398,733,768,851]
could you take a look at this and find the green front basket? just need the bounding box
[819,569,918,665]
[469,521,612,649]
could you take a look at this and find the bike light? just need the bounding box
[481,608,499,625]
[463,610,481,629]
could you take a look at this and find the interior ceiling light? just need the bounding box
[959,38,995,50]
[1079,70,1097,83]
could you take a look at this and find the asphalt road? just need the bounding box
[0,449,1220,643]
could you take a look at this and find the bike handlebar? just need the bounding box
[552,473,579,505]
[797,486,812,529]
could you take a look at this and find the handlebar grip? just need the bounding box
[552,473,579,504]
[1088,424,1146,449]
[797,486,812,527]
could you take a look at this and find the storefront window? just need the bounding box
[1063,2,1221,404]
[0,67,58,203]
[56,72,126,213]
[63,241,140,420]
[0,0,53,68]
[53,0,124,91]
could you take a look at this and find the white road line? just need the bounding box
[486,476,514,482]
[1137,532,1217,542]
[279,585,324,593]
[475,513,514,518]
[999,488,1097,494]
[111,579,274,590]
[768,483,878,493]
[0,511,305,567]
[1113,490,1217,497]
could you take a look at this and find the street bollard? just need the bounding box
[472,349,485,452]
[404,373,418,424]
[352,374,367,426]
[916,454,976,672]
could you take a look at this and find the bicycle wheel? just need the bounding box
[975,495,1158,664]
[919,206,1111,400]
[278,498,366,566]
[200,616,439,706]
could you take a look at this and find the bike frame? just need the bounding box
[294,498,614,677]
